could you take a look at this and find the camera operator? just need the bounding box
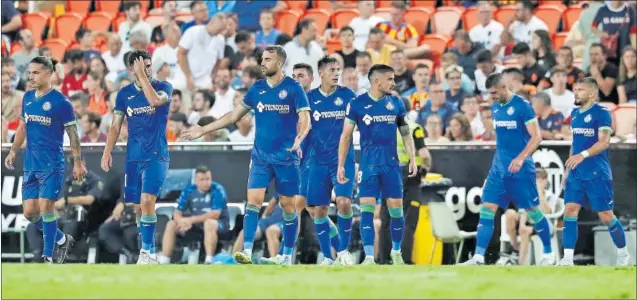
[97,193,140,263]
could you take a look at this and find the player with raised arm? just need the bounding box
[559,77,632,266]
[101,50,173,265]
[4,56,86,263]
[181,45,311,265]
[462,73,555,265]
[338,64,418,265]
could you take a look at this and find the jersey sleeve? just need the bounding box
[211,183,228,211]
[156,81,174,104]
[241,85,256,109]
[294,82,310,113]
[520,99,537,125]
[345,100,357,124]
[396,96,407,119]
[598,107,613,133]
[114,89,127,116]
[176,184,195,212]
[59,97,77,127]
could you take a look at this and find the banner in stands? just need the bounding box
[2,145,636,231]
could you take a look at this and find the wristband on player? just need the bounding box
[580,150,590,158]
[64,196,68,205]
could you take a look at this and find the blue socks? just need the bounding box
[328,219,340,253]
[388,207,404,252]
[563,215,578,251]
[527,208,552,254]
[606,217,626,249]
[337,211,352,252]
[243,204,260,251]
[32,216,64,244]
[41,214,58,258]
[282,210,298,256]
[475,206,495,256]
[140,214,157,254]
[314,216,333,260]
[360,204,375,257]
[278,236,285,255]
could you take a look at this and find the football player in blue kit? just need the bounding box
[338,64,418,265]
[559,77,632,266]
[101,50,174,265]
[5,56,86,263]
[181,46,311,265]
[462,73,555,265]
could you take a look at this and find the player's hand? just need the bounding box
[4,150,15,170]
[181,125,205,140]
[286,137,303,155]
[561,171,569,190]
[408,160,418,177]
[55,199,65,210]
[178,219,192,232]
[565,154,585,170]
[337,165,348,184]
[73,160,87,181]
[101,152,112,172]
[133,57,146,80]
[508,156,524,174]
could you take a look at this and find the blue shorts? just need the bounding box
[125,160,169,204]
[307,162,355,206]
[298,161,310,199]
[482,172,539,210]
[565,178,614,212]
[247,158,299,197]
[22,169,65,200]
[357,165,403,199]
[257,207,284,233]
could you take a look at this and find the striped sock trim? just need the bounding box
[388,207,403,218]
[283,211,297,221]
[360,204,375,213]
[479,206,495,220]
[527,208,545,224]
[41,214,56,222]
[606,217,618,227]
[337,211,353,219]
[329,221,339,238]
[140,214,157,223]
[564,215,578,222]
[246,204,260,213]
[314,216,329,224]
[136,218,141,228]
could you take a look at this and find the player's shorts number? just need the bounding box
[357,171,362,184]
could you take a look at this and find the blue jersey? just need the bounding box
[569,103,613,181]
[177,182,229,226]
[114,80,173,162]
[491,94,536,177]
[21,89,75,171]
[307,86,357,165]
[241,76,310,165]
[346,93,406,167]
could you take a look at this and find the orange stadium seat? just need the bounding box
[175,12,193,23]
[93,32,110,53]
[112,13,127,32]
[411,0,437,9]
[431,6,463,36]
[148,8,163,16]
[66,0,91,16]
[67,41,81,51]
[276,10,302,37]
[462,7,480,31]
[420,34,450,56]
[373,8,392,21]
[376,0,394,8]
[614,104,637,136]
[494,5,516,28]
[332,9,359,29]
[153,0,162,8]
[562,6,583,31]
[54,13,83,43]
[21,13,49,45]
[286,0,308,11]
[145,14,164,28]
[303,9,331,35]
[552,32,568,51]
[404,7,431,36]
[41,39,69,61]
[83,12,114,32]
[97,0,122,17]
[326,38,341,54]
[534,5,565,35]
[443,0,463,6]
[313,0,333,13]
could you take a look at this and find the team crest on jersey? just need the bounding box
[584,114,592,123]
[363,114,373,125]
[334,97,343,106]
[386,102,394,111]
[313,110,321,121]
[279,90,287,99]
[507,107,514,115]
[42,102,51,111]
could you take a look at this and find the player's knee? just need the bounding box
[294,196,307,211]
[165,220,177,232]
[23,207,40,222]
[504,209,518,220]
[336,196,351,210]
[482,202,498,212]
[519,225,533,237]
[598,211,615,224]
[564,204,580,217]
[265,224,280,237]
[38,199,55,214]
[204,219,218,232]
[386,198,402,209]
[313,206,329,218]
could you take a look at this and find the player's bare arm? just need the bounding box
[4,120,25,170]
[181,104,250,140]
[397,116,418,177]
[562,146,573,187]
[509,120,542,173]
[565,127,611,170]
[288,110,311,153]
[101,113,125,172]
[337,120,356,183]
[65,124,87,181]
[133,57,169,107]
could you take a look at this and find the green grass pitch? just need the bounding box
[1,264,635,299]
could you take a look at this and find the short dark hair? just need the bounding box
[65,49,84,62]
[368,64,394,81]
[414,63,429,72]
[559,45,573,53]
[170,112,188,125]
[391,0,407,10]
[518,0,534,11]
[369,27,385,36]
[453,30,471,43]
[275,33,292,46]
[30,56,58,73]
[190,0,204,10]
[127,49,151,68]
[236,87,248,94]
[125,1,141,11]
[485,73,503,89]
[576,76,599,90]
[512,42,531,55]
[38,46,50,56]
[299,18,315,32]
[197,116,216,126]
[243,65,264,80]
[503,67,524,80]
[476,49,493,64]
[390,49,405,56]
[532,91,551,106]
[590,42,608,56]
[264,45,287,64]
[123,51,131,67]
[317,56,338,71]
[339,26,354,35]
[196,89,215,108]
[260,9,275,18]
[428,79,443,88]
[85,112,102,128]
[356,51,372,60]
[550,66,568,77]
[172,89,182,100]
[195,165,211,175]
[235,30,251,44]
[293,63,313,75]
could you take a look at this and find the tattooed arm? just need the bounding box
[65,124,87,180]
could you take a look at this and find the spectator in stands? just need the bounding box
[502,67,525,95]
[545,66,575,117]
[85,72,109,116]
[167,112,189,142]
[195,116,230,148]
[444,65,466,110]
[469,1,504,58]
[292,63,314,92]
[128,30,150,52]
[531,91,564,140]
[417,81,457,131]
[588,43,619,104]
[349,0,383,52]
[342,67,361,95]
[207,0,236,17]
[232,87,246,108]
[89,56,114,91]
[402,63,430,120]
[118,1,153,50]
[390,49,414,94]
[182,1,210,33]
[241,65,263,89]
[232,194,284,258]
[367,28,395,66]
[69,94,88,132]
[102,34,127,85]
[460,95,485,138]
[61,50,88,97]
[356,51,372,93]
[179,13,227,91]
[476,104,495,141]
[11,29,38,81]
[150,0,183,44]
[80,112,107,143]
[334,26,360,69]
[1,118,8,143]
[1,0,22,43]
[210,68,236,118]
[152,58,170,83]
[438,52,474,94]
[188,89,215,125]
[591,0,637,63]
[229,112,255,150]
[618,46,637,104]
[446,113,474,142]
[76,28,101,61]
[501,0,548,46]
[231,31,261,71]
[531,30,557,70]
[567,1,603,71]
[424,114,449,143]
[1,57,26,91]
[232,0,287,32]
[475,50,503,98]
[541,46,586,91]
[376,0,429,58]
[450,30,484,81]
[169,89,184,118]
[254,9,281,49]
[283,19,322,88]
[512,42,548,87]
[1,70,23,122]
[159,166,230,264]
[152,23,186,90]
